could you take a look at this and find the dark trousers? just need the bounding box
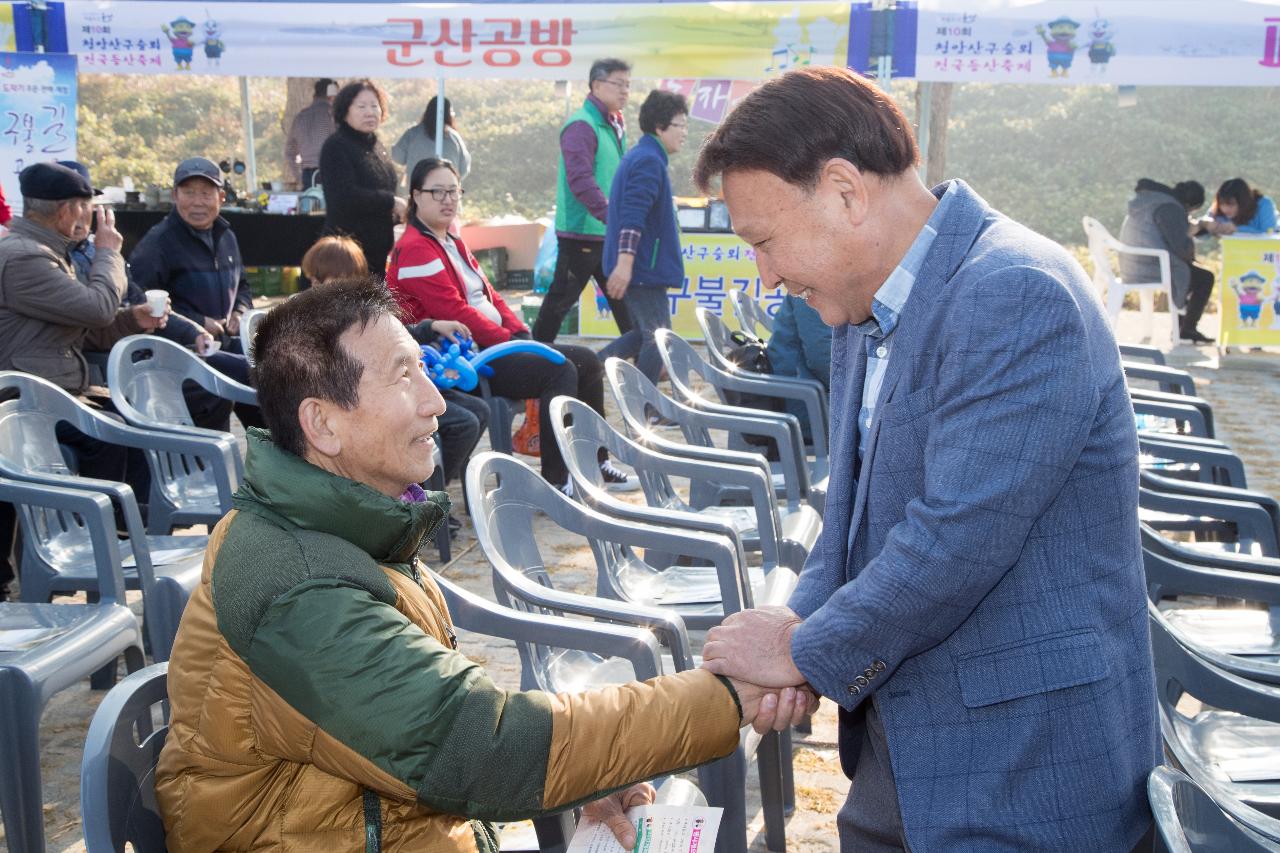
[1182,264,1214,334]
[532,237,633,343]
[0,392,152,598]
[481,343,605,486]
[437,389,490,486]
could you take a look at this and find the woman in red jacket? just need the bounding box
[387,157,636,493]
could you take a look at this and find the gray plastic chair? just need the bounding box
[0,372,206,660]
[239,307,269,367]
[1140,479,1279,558]
[1120,343,1167,365]
[606,356,823,514]
[1,479,146,853]
[655,328,829,503]
[696,306,829,410]
[107,334,248,531]
[1134,395,1214,439]
[465,451,792,852]
[1143,530,1280,686]
[1148,766,1280,852]
[1125,362,1198,396]
[551,395,819,578]
[80,661,169,853]
[1151,601,1280,820]
[1140,434,1247,488]
[729,287,773,339]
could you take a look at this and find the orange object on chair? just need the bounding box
[511,399,541,457]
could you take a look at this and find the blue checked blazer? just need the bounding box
[789,180,1160,851]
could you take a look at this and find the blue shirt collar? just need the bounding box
[855,181,959,340]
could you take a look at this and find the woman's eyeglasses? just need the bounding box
[417,187,464,201]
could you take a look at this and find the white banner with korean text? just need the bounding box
[916,0,1280,86]
[63,1,851,80]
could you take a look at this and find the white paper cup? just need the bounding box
[200,339,222,357]
[144,289,168,317]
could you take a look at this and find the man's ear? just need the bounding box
[821,158,870,226]
[297,397,342,458]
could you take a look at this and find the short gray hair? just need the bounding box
[588,58,631,85]
[21,197,63,219]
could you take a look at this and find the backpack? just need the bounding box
[722,330,784,457]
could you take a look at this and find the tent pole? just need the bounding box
[435,76,445,158]
[239,76,258,194]
[916,81,932,183]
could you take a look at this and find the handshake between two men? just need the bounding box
[582,604,814,848]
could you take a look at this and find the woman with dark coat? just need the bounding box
[318,79,404,277]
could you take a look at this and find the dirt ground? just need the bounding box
[5,313,1278,853]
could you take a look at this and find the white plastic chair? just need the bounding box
[1081,216,1178,347]
[240,308,269,367]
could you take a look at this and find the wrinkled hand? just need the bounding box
[202,315,226,338]
[702,606,804,688]
[226,312,241,336]
[432,319,471,344]
[94,205,123,253]
[131,302,169,331]
[581,782,655,849]
[1216,221,1237,236]
[730,679,819,733]
[194,332,216,356]
[605,267,631,301]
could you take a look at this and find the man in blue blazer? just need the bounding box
[698,67,1159,851]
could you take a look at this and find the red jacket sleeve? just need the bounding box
[388,235,527,349]
[0,183,11,226]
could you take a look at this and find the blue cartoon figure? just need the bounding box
[161,16,197,69]
[1085,15,1115,74]
[1035,16,1081,77]
[1231,270,1267,328]
[202,15,225,66]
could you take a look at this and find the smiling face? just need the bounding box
[345,88,384,134]
[723,165,875,328]
[173,177,223,230]
[318,314,444,497]
[655,114,689,155]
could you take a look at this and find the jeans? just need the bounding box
[617,285,673,383]
[436,389,490,485]
[532,237,633,343]
[481,343,605,486]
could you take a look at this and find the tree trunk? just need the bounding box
[914,82,954,188]
[282,78,321,189]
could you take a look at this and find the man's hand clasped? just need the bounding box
[704,606,818,733]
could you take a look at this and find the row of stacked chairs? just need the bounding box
[1125,343,1280,851]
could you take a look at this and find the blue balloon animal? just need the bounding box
[420,337,565,392]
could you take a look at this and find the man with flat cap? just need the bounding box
[130,156,263,428]
[0,161,157,599]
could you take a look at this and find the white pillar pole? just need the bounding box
[239,76,258,194]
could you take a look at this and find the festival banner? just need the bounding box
[577,232,781,342]
[62,1,850,80]
[916,0,1280,86]
[1219,236,1280,348]
[0,50,76,216]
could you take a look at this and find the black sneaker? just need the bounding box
[599,460,640,492]
[1180,328,1215,344]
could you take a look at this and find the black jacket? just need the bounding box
[319,123,399,274]
[128,209,253,339]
